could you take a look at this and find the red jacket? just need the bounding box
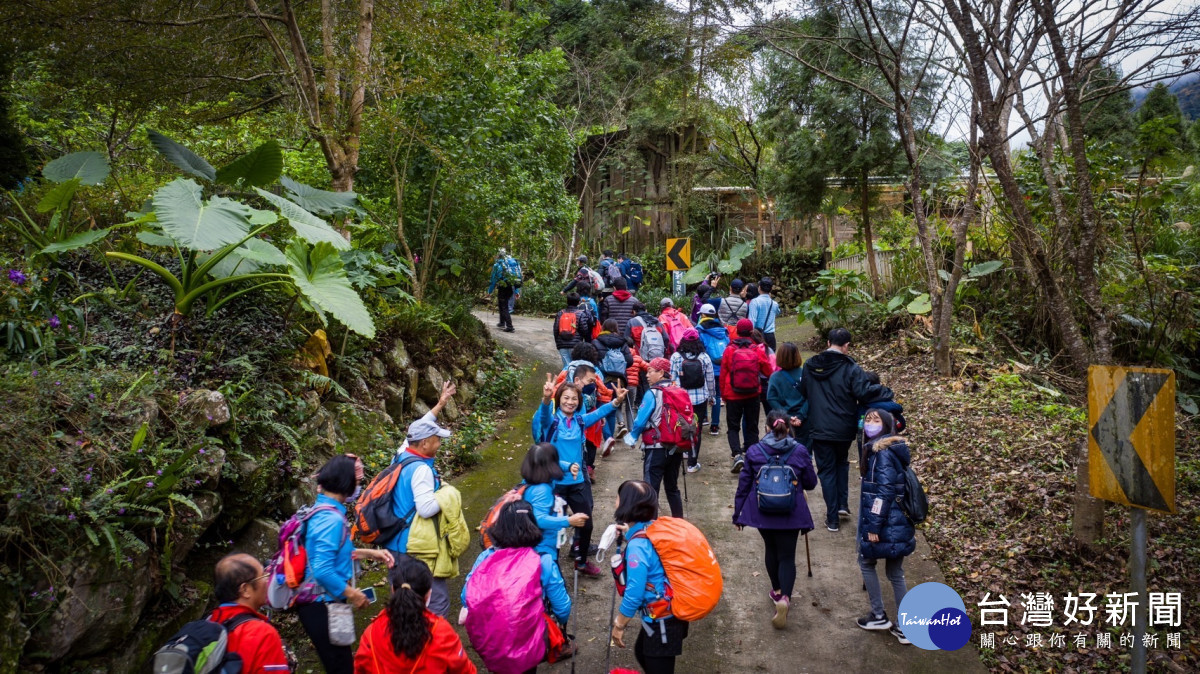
[208,605,290,673]
[354,610,476,673]
[719,338,775,400]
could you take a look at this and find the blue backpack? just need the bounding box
[755,446,798,514]
[699,329,729,365]
[505,257,523,287]
[601,347,627,376]
[627,261,644,286]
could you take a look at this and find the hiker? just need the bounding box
[554,293,595,369]
[554,354,612,478]
[799,327,890,532]
[695,304,729,437]
[595,318,635,437]
[861,371,907,433]
[355,556,476,673]
[767,342,808,442]
[208,554,290,673]
[610,480,690,674]
[576,282,601,330]
[463,500,574,673]
[562,255,605,295]
[669,329,715,474]
[522,443,589,557]
[601,277,639,335]
[486,249,521,333]
[600,248,624,291]
[718,279,749,326]
[626,301,664,404]
[855,408,914,646]
[626,357,689,518]
[533,374,629,577]
[395,381,457,459]
[732,411,818,630]
[721,319,775,474]
[690,272,720,323]
[747,277,780,351]
[618,253,645,293]
[750,328,778,418]
[657,298,694,352]
[301,455,394,673]
[384,414,458,616]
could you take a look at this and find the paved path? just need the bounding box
[470,310,984,673]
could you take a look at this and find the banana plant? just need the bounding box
[105,131,374,348]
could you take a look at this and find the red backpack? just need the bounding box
[727,344,761,396]
[642,384,697,449]
[477,483,528,549]
[556,310,580,341]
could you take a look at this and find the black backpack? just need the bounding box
[679,353,706,390]
[153,613,260,674]
[900,462,928,524]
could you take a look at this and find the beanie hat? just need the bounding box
[682,328,699,342]
[648,357,671,373]
[736,318,753,336]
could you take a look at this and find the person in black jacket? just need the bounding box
[554,293,593,368]
[799,328,889,532]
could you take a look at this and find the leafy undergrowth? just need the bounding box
[858,337,1199,673]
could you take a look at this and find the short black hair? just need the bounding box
[317,454,357,498]
[604,249,615,257]
[213,554,259,604]
[566,292,580,307]
[613,277,628,290]
[602,318,618,333]
[574,363,596,379]
[864,370,881,385]
[577,282,593,297]
[617,252,627,260]
[487,499,543,548]
[828,327,852,346]
[571,342,598,363]
[614,480,658,523]
[759,277,773,292]
[521,443,564,485]
[744,283,759,300]
[632,301,647,314]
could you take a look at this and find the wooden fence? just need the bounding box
[829,250,899,291]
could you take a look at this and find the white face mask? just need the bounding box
[864,422,884,438]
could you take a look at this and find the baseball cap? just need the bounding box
[660,297,673,308]
[648,357,671,373]
[736,318,753,336]
[407,416,451,442]
[577,255,588,264]
[730,279,745,292]
[682,328,699,341]
[699,304,716,316]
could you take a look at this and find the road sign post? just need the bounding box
[1087,366,1175,674]
[671,270,684,297]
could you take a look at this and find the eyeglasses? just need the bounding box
[243,572,271,588]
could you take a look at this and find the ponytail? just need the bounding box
[386,555,434,660]
[766,410,790,440]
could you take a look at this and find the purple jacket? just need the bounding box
[733,434,819,531]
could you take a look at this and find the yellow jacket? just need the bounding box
[406,484,470,578]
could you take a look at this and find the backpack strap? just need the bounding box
[219,612,264,634]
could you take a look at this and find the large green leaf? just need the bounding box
[200,250,260,279]
[235,238,287,266]
[286,240,375,338]
[147,130,216,182]
[280,176,361,216]
[37,179,80,213]
[254,188,349,250]
[216,141,284,188]
[41,228,110,253]
[136,231,177,248]
[153,178,250,250]
[42,152,109,185]
[728,240,756,262]
[967,260,1005,277]
[906,293,932,315]
[682,262,711,284]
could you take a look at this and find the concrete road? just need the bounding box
[472,310,985,673]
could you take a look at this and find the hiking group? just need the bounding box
[154,248,924,674]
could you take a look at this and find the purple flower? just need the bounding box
[88,393,95,400]
[50,467,56,474]
[155,469,162,476]
[48,315,60,329]
[60,486,68,492]
[118,508,126,514]
[145,481,154,488]
[31,370,37,377]
[8,269,27,285]
[198,449,205,455]
[54,381,60,386]
[67,513,75,521]
[194,479,201,485]
[83,474,91,482]
[106,489,113,494]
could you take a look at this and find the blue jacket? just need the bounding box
[462,548,572,625]
[386,452,441,553]
[747,294,780,334]
[696,318,729,373]
[628,385,662,447]
[304,494,354,601]
[524,481,569,557]
[487,256,521,293]
[766,368,808,417]
[532,402,614,486]
[858,436,916,560]
[618,521,671,621]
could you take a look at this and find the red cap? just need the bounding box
[736,318,754,336]
[648,357,671,373]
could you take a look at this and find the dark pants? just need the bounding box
[758,528,801,597]
[497,286,514,329]
[763,332,777,351]
[634,616,689,674]
[725,397,760,457]
[811,438,853,525]
[297,601,353,674]
[688,404,708,467]
[643,446,684,517]
[555,480,594,562]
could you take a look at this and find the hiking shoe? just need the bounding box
[769,590,783,603]
[856,613,892,631]
[502,327,515,333]
[599,437,617,458]
[826,520,840,532]
[772,595,790,629]
[731,454,745,473]
[586,466,595,481]
[890,626,911,645]
[574,561,602,577]
[838,508,851,518]
[709,425,720,436]
[686,463,702,474]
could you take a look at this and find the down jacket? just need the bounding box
[407,485,471,578]
[858,435,916,560]
[733,433,818,531]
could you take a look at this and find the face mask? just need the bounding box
[864,422,884,438]
[347,485,362,503]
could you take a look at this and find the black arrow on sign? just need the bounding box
[667,239,689,270]
[1090,371,1170,511]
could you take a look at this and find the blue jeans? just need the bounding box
[859,554,907,619]
[558,348,573,369]
[710,379,722,428]
[810,438,852,525]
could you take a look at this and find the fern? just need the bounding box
[262,420,301,451]
[168,493,204,518]
[297,370,349,398]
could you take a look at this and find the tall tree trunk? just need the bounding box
[861,168,882,297]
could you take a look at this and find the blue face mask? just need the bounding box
[864,422,884,438]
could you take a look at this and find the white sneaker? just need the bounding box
[687,463,702,474]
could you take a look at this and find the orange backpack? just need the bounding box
[351,454,424,545]
[477,483,529,549]
[633,517,722,621]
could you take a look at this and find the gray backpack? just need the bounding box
[640,324,666,360]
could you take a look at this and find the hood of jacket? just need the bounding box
[697,318,725,335]
[805,349,854,381]
[596,332,627,348]
[612,290,632,302]
[870,435,911,465]
[761,433,799,455]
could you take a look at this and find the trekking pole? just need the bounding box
[604,531,624,674]
[571,565,579,674]
[804,531,812,578]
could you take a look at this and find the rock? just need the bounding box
[171,491,222,565]
[451,367,465,381]
[0,586,29,674]
[381,383,406,421]
[368,357,387,379]
[405,368,420,412]
[233,518,281,562]
[412,399,431,418]
[441,397,460,422]
[181,390,231,427]
[456,382,476,407]
[417,366,444,405]
[347,374,370,400]
[102,578,210,674]
[299,404,340,461]
[194,446,226,488]
[385,340,411,371]
[285,484,313,515]
[475,368,488,387]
